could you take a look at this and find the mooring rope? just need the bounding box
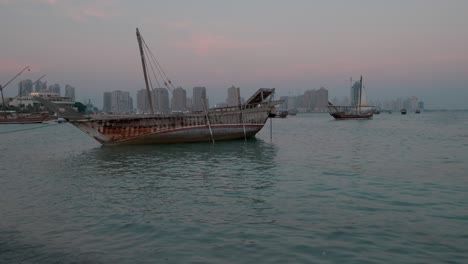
[0,123,62,135]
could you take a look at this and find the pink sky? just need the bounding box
[1,0,467,109]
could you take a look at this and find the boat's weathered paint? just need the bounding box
[73,122,265,145]
[69,102,274,145]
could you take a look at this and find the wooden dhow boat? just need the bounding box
[327,76,373,120]
[36,29,281,145]
[38,88,278,145]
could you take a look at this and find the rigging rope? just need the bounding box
[144,42,170,92]
[0,123,61,135]
[141,36,177,91]
[142,45,162,90]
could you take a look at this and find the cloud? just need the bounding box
[42,0,120,22]
[143,19,273,57]
[177,33,273,56]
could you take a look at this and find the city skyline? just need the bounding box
[1,1,467,109]
[6,78,427,113]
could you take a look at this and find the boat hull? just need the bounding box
[327,106,373,120]
[70,106,272,145]
[73,123,264,145]
[329,112,373,120]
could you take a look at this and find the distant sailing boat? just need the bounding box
[327,76,373,120]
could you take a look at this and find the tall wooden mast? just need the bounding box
[136,28,154,114]
[358,75,363,113]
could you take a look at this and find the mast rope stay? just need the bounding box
[143,38,176,91]
[142,45,162,91]
[1,66,30,92]
[1,66,31,118]
[140,36,176,93]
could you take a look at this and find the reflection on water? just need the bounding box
[53,138,281,225]
[1,138,281,263]
[72,138,278,176]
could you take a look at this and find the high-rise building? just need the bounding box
[18,79,33,96]
[226,85,238,107]
[192,86,207,112]
[296,87,329,112]
[34,80,47,92]
[418,101,424,110]
[65,85,76,101]
[103,92,112,112]
[48,84,61,95]
[300,90,314,110]
[315,87,328,111]
[152,88,170,113]
[350,81,360,106]
[411,96,418,110]
[172,87,187,112]
[110,90,132,114]
[128,96,134,112]
[136,89,150,113]
[288,96,297,111]
[186,97,193,112]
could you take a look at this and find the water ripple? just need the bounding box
[1,113,468,263]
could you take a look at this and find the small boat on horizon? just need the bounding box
[415,109,421,114]
[401,109,407,115]
[288,109,297,116]
[327,76,373,120]
[275,110,288,118]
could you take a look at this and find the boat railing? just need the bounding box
[211,101,278,113]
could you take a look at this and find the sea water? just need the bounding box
[1,111,467,263]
